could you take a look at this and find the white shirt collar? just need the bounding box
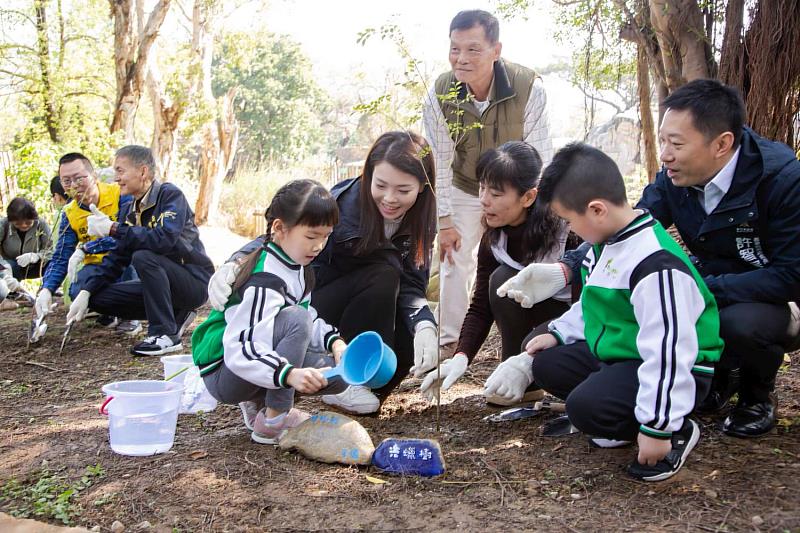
[695,147,740,214]
[706,147,739,195]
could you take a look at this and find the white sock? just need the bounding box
[265,412,287,424]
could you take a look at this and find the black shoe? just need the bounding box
[627,419,700,482]
[8,291,34,307]
[130,334,183,356]
[723,399,776,438]
[96,315,120,328]
[695,368,740,414]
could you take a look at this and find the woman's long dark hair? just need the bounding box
[233,179,339,297]
[356,131,436,268]
[477,141,562,264]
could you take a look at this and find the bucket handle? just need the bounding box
[99,396,114,415]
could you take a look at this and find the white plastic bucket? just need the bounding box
[100,380,184,456]
[160,354,218,414]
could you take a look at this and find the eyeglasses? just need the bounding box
[60,175,89,186]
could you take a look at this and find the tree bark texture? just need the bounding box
[34,0,61,143]
[637,45,659,182]
[109,0,171,141]
[649,0,710,89]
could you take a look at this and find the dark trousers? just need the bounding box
[8,258,49,281]
[532,342,712,440]
[489,265,570,360]
[88,250,207,336]
[718,302,791,403]
[71,263,138,301]
[312,263,413,403]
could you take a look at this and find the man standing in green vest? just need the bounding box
[422,9,554,358]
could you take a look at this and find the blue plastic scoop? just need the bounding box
[322,331,397,388]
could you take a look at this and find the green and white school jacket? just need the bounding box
[191,242,341,388]
[548,211,724,439]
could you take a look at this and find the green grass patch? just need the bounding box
[1,464,105,525]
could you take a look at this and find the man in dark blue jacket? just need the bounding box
[66,145,214,356]
[501,79,800,437]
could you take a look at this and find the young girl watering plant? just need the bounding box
[191,179,348,444]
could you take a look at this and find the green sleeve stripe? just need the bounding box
[639,425,672,439]
[278,364,294,388]
[550,329,565,345]
[692,365,715,376]
[326,335,342,351]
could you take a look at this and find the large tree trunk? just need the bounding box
[109,0,171,142]
[637,45,659,182]
[193,0,238,226]
[195,88,239,225]
[146,58,181,180]
[649,0,711,89]
[34,0,61,143]
[721,0,800,150]
[718,0,745,89]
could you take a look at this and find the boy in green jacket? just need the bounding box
[484,143,724,481]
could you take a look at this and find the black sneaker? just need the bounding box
[96,315,120,328]
[130,334,183,356]
[627,419,700,482]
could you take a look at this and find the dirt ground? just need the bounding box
[1,304,799,532]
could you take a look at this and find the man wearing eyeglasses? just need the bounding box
[35,152,138,333]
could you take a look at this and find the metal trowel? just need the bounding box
[484,400,566,423]
[59,320,74,356]
[28,315,48,344]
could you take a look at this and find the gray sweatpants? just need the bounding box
[203,305,347,412]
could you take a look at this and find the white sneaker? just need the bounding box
[321,385,380,414]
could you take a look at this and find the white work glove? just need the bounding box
[419,353,469,403]
[4,276,20,292]
[16,252,40,267]
[410,322,438,378]
[66,290,91,323]
[87,204,113,237]
[35,288,53,319]
[496,263,568,308]
[483,352,535,403]
[209,261,241,311]
[0,279,8,302]
[67,248,86,284]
